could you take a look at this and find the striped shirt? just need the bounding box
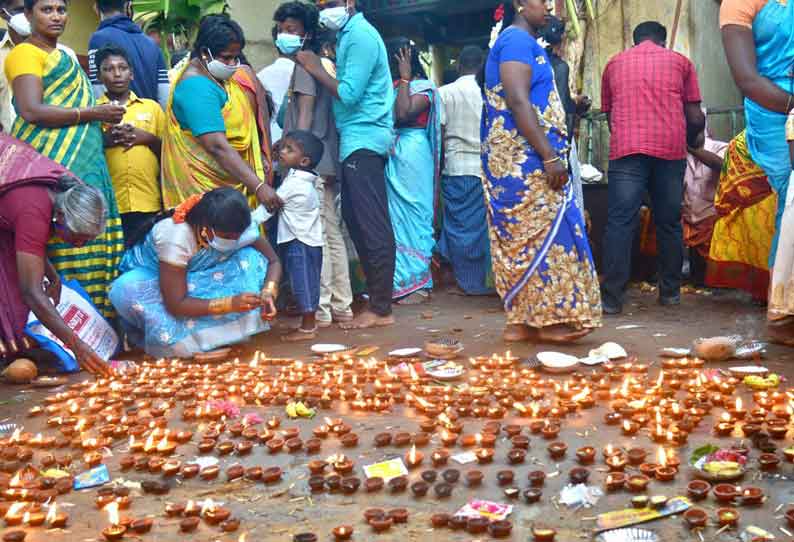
[601,41,702,161]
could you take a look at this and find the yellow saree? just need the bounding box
[161,61,265,208]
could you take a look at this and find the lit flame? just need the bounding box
[200,498,216,516]
[721,412,731,422]
[9,472,21,488]
[6,503,26,519]
[735,397,743,411]
[156,434,171,451]
[605,444,614,456]
[572,387,591,402]
[656,371,664,387]
[622,420,632,431]
[657,447,667,467]
[185,500,197,515]
[22,512,30,525]
[475,433,482,445]
[46,503,57,525]
[143,434,155,452]
[105,502,120,526]
[9,428,21,443]
[513,402,527,414]
[408,445,417,463]
[238,534,247,542]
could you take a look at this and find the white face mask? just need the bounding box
[208,230,239,253]
[4,11,31,37]
[204,49,240,81]
[319,6,350,31]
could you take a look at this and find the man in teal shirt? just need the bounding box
[297,0,396,330]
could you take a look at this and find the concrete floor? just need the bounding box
[1,288,793,542]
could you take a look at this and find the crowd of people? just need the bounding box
[0,0,792,374]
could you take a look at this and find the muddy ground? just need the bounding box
[1,288,793,542]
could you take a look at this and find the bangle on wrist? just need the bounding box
[209,297,233,315]
[787,94,794,113]
[75,108,81,124]
[543,156,561,165]
[400,79,411,85]
[254,181,266,197]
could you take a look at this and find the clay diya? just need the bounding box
[605,472,626,492]
[466,516,489,535]
[528,470,546,487]
[547,441,568,460]
[569,467,590,484]
[411,480,429,497]
[442,468,460,483]
[531,527,556,542]
[332,525,353,541]
[431,449,450,466]
[430,513,450,528]
[716,507,739,528]
[523,488,542,503]
[434,482,453,498]
[489,520,512,538]
[686,480,711,501]
[627,448,647,466]
[576,446,596,465]
[740,486,764,506]
[626,474,650,493]
[388,475,408,493]
[365,477,384,493]
[683,508,707,529]
[496,470,514,486]
[713,484,738,503]
[759,453,781,471]
[466,470,484,486]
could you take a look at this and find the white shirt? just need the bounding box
[256,57,295,143]
[438,74,483,177]
[255,169,323,247]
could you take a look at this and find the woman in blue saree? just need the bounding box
[109,188,283,358]
[481,0,601,343]
[385,39,441,304]
[720,0,794,344]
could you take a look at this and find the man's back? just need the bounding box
[334,12,393,161]
[439,74,482,178]
[601,41,701,161]
[88,15,168,106]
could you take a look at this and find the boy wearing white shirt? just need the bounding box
[273,130,325,341]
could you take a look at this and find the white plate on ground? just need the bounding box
[660,347,691,358]
[729,365,769,376]
[424,361,465,380]
[537,351,579,373]
[388,347,423,358]
[310,343,349,355]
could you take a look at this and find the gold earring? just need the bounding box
[517,6,524,13]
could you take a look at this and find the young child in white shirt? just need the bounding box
[272,130,325,341]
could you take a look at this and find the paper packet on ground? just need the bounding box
[363,458,407,481]
[454,500,512,521]
[25,279,118,372]
[596,496,691,531]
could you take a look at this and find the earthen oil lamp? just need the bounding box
[621,420,639,436]
[654,448,677,482]
[373,432,391,447]
[687,480,711,501]
[266,437,284,454]
[507,448,526,464]
[576,446,596,465]
[23,511,45,527]
[541,423,560,440]
[431,448,449,466]
[548,441,567,460]
[5,504,27,527]
[332,526,353,541]
[716,507,739,528]
[713,484,738,503]
[476,448,494,464]
[102,503,126,541]
[46,503,68,528]
[532,526,556,542]
[740,486,764,505]
[759,453,781,471]
[606,453,628,471]
[626,474,650,493]
[684,508,707,529]
[262,466,283,484]
[728,398,747,420]
[627,448,647,465]
[180,517,200,533]
[605,472,626,492]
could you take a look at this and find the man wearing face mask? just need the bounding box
[88,0,169,108]
[295,0,396,330]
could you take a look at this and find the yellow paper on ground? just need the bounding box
[363,458,408,482]
[41,469,71,479]
[596,496,691,531]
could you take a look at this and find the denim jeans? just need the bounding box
[601,154,686,308]
[282,240,323,314]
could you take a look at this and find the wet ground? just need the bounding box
[2,288,793,542]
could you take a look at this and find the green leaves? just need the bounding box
[131,0,229,35]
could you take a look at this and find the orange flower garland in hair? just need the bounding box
[172,194,204,224]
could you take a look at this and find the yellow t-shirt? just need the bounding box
[99,91,165,214]
[4,42,51,82]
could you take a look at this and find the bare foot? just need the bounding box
[281,327,318,342]
[396,291,430,305]
[538,324,593,344]
[448,285,467,296]
[339,310,395,330]
[503,324,536,342]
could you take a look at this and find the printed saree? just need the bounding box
[481,28,601,329]
[161,61,266,208]
[10,48,124,318]
[706,131,776,301]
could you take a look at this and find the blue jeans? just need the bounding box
[601,155,686,308]
[282,240,323,314]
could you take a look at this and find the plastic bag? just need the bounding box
[25,279,118,373]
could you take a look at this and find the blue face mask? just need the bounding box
[208,230,239,253]
[319,6,350,31]
[275,33,305,55]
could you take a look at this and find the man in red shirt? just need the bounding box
[600,21,706,314]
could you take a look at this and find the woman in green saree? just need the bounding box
[5,0,126,318]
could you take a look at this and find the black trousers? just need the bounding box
[340,149,396,316]
[601,154,686,308]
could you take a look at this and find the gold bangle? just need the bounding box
[787,94,794,114]
[254,181,266,197]
[786,112,794,141]
[75,108,81,124]
[209,297,232,315]
[543,156,561,165]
